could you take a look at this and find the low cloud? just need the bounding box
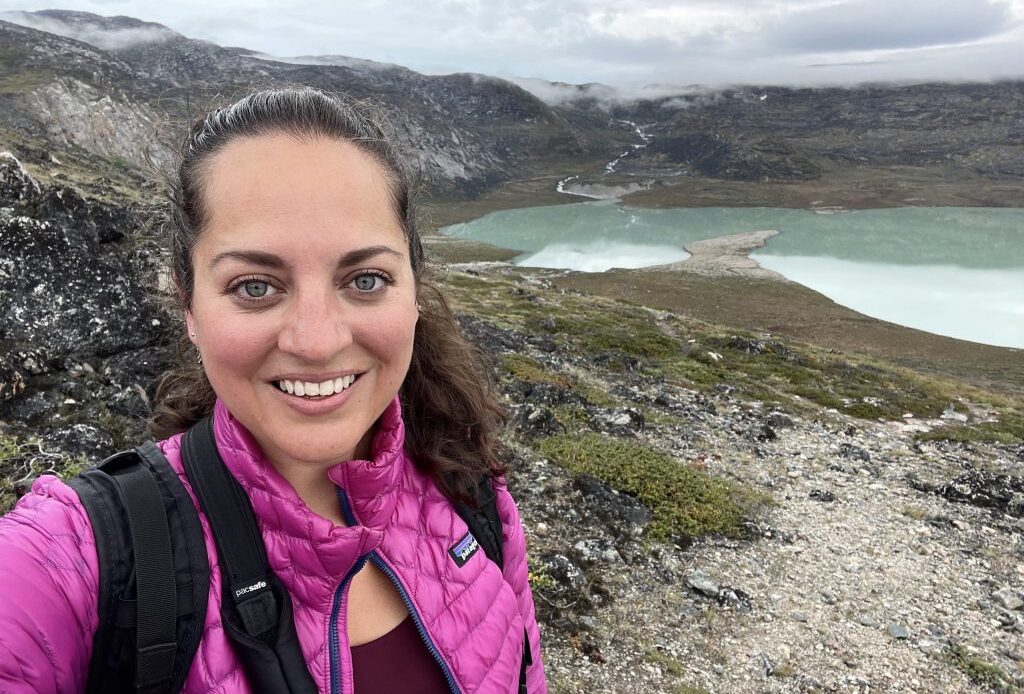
[2,1,1022,88]
[1,10,177,50]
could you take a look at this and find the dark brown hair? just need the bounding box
[150,87,505,501]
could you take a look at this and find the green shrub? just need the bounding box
[537,433,769,542]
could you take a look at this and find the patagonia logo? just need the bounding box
[449,532,480,568]
[234,580,268,598]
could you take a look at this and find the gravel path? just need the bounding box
[510,381,1023,693]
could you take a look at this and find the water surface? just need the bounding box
[441,204,1024,348]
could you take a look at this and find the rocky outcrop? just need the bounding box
[0,152,170,451]
[0,14,601,199]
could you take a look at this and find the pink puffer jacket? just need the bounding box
[0,396,546,693]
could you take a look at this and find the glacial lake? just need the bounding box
[440,203,1024,349]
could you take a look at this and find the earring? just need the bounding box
[197,351,203,365]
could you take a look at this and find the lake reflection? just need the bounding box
[515,240,687,272]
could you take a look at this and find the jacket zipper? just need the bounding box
[329,553,367,694]
[329,489,366,694]
[330,488,462,694]
[369,551,462,694]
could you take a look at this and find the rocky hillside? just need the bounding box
[2,150,1023,692]
[618,83,1024,182]
[0,10,619,200]
[1,10,1023,207]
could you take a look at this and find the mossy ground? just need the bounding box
[0,433,87,514]
[442,269,1024,444]
[538,432,769,543]
[944,644,1017,692]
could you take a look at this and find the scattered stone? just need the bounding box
[573,538,623,565]
[792,611,809,622]
[511,404,564,438]
[749,423,777,442]
[941,405,969,423]
[888,623,910,640]
[596,408,644,435]
[764,411,794,429]
[455,313,526,354]
[538,553,586,591]
[820,591,838,605]
[911,468,1024,517]
[858,615,882,629]
[993,587,1024,611]
[717,587,753,613]
[573,474,652,538]
[838,443,871,462]
[686,570,720,597]
[728,335,793,358]
[809,489,837,502]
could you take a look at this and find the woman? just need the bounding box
[0,88,546,693]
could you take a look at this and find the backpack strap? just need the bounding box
[181,417,318,694]
[452,476,531,693]
[451,475,503,568]
[69,442,210,694]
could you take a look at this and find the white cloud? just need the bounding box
[1,9,177,49]
[1,0,1022,88]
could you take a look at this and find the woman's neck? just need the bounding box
[275,460,349,526]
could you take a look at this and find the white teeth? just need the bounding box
[277,375,358,398]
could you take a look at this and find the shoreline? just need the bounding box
[426,231,1024,393]
[648,229,786,280]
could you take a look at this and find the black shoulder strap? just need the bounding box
[452,475,504,568]
[69,443,210,694]
[181,417,317,694]
[452,476,531,693]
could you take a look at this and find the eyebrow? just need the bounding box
[210,245,403,270]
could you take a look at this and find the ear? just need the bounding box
[185,309,197,345]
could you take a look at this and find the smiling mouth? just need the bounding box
[275,374,360,398]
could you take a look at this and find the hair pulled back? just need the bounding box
[150,87,505,501]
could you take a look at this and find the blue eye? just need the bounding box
[243,280,269,298]
[227,276,278,303]
[352,273,388,293]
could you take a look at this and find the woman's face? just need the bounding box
[185,133,418,471]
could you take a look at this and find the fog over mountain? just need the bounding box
[0,8,1021,208]
[3,0,1023,88]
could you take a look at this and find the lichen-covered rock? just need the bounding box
[0,188,161,356]
[0,151,41,205]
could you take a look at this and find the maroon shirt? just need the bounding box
[351,617,450,693]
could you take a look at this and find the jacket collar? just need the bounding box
[211,396,407,551]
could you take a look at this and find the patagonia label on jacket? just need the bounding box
[449,532,480,568]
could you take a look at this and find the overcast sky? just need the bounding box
[5,0,1024,89]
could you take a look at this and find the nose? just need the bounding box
[277,288,354,363]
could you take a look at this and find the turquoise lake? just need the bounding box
[440,203,1024,349]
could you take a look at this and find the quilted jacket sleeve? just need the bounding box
[494,478,548,693]
[0,475,99,693]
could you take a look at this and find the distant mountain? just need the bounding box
[0,10,616,198]
[1,9,1021,204]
